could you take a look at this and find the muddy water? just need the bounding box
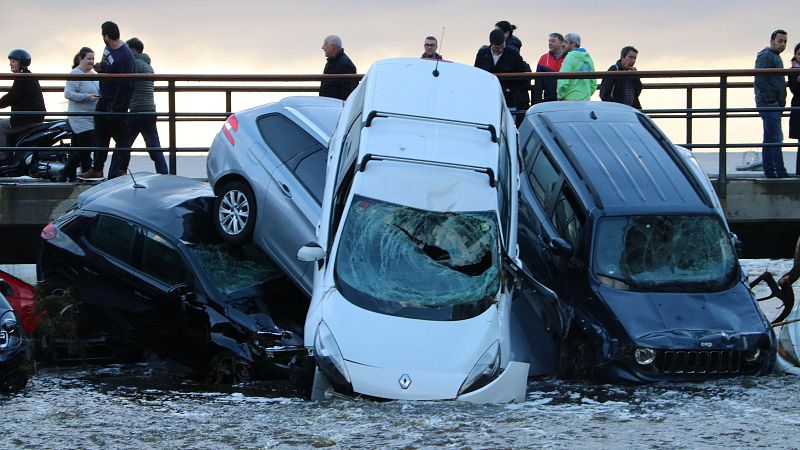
[1,259,799,449]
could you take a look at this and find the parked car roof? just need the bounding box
[76,174,215,240]
[524,101,713,213]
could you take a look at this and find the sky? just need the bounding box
[2,0,800,149]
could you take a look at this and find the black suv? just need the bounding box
[37,174,309,382]
[517,101,775,382]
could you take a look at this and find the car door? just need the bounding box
[258,114,326,294]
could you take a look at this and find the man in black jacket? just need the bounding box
[0,49,46,158]
[320,35,357,100]
[474,29,529,124]
[599,46,642,109]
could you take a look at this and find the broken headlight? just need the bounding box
[458,340,501,395]
[314,321,351,388]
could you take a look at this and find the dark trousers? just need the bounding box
[92,98,131,177]
[758,103,787,178]
[126,114,168,174]
[60,130,94,181]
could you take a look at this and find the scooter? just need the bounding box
[0,120,71,180]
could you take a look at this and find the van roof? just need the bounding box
[357,58,506,173]
[525,102,714,213]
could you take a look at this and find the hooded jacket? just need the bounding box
[129,53,156,112]
[557,48,597,101]
[0,67,46,127]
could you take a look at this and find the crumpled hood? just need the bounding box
[598,281,770,349]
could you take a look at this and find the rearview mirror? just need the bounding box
[297,243,326,262]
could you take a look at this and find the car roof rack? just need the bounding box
[358,153,496,187]
[364,110,497,143]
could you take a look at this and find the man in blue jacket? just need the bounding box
[755,29,788,178]
[79,21,134,180]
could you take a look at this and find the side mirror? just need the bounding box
[549,237,573,257]
[168,283,199,304]
[297,243,326,262]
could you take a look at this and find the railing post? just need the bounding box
[686,87,693,145]
[168,80,177,175]
[226,91,232,114]
[718,76,728,198]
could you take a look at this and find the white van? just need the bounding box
[298,58,534,402]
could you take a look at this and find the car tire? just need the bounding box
[214,181,257,245]
[207,350,253,384]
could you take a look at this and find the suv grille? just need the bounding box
[657,350,741,374]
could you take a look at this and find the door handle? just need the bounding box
[280,183,292,198]
[84,267,99,276]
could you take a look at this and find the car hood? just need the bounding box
[597,281,771,349]
[320,290,499,372]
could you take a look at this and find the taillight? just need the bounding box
[222,113,239,145]
[41,223,57,240]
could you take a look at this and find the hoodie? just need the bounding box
[129,53,156,112]
[557,48,597,101]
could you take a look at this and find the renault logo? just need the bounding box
[399,374,411,389]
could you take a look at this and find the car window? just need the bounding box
[293,148,326,204]
[551,186,583,247]
[336,113,362,188]
[86,215,137,264]
[141,230,188,286]
[529,149,560,206]
[257,114,319,163]
[497,130,511,243]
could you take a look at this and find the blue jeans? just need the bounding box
[118,114,168,175]
[758,103,787,177]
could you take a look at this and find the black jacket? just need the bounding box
[474,46,529,108]
[0,67,46,127]
[320,49,358,101]
[599,61,642,109]
[789,64,800,139]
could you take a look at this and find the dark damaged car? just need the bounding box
[37,174,309,382]
[0,286,30,391]
[517,101,775,382]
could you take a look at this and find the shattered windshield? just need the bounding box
[188,244,285,296]
[593,215,737,292]
[334,195,500,321]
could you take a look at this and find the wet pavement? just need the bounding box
[1,259,799,449]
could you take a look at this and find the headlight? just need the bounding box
[458,340,501,395]
[314,321,351,387]
[0,314,20,350]
[743,348,761,363]
[634,347,657,365]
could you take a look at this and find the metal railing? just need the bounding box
[1,68,799,196]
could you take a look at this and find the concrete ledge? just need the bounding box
[714,177,800,223]
[0,180,94,225]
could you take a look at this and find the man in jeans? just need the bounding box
[755,29,788,178]
[79,21,134,180]
[119,37,167,174]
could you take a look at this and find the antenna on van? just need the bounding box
[433,26,445,78]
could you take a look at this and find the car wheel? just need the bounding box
[214,181,257,245]
[207,351,253,384]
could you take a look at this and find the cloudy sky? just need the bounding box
[3,0,800,148]
[6,0,797,74]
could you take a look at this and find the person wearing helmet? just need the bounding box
[0,49,46,160]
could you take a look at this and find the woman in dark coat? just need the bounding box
[789,42,800,174]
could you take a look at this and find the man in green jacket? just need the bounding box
[557,33,597,101]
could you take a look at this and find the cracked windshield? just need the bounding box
[594,215,737,291]
[335,195,499,314]
[189,243,284,295]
